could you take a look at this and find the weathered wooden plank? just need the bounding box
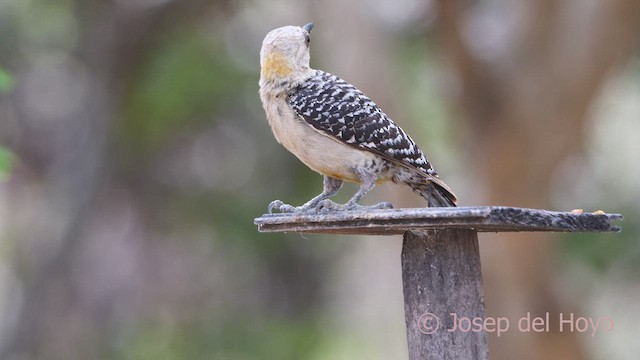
[254,206,622,235]
[402,229,488,360]
[254,206,623,360]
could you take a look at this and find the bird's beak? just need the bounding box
[303,22,314,33]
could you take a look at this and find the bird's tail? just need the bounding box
[409,177,458,207]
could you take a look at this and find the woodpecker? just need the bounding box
[259,22,457,213]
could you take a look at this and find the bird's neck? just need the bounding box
[260,52,313,93]
[261,52,294,80]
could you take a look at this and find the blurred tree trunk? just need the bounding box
[433,0,640,359]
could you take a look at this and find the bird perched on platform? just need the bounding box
[259,22,457,213]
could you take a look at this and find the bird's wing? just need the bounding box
[288,70,440,178]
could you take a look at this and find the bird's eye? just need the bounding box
[305,34,310,47]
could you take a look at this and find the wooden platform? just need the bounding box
[254,206,622,359]
[254,206,623,235]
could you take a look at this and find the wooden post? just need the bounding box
[402,229,487,359]
[254,206,622,360]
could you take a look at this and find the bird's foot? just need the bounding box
[268,200,318,214]
[268,199,393,214]
[316,199,393,213]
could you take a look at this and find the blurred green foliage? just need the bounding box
[117,317,329,360]
[0,146,15,181]
[0,66,14,93]
[0,67,15,181]
[122,29,244,154]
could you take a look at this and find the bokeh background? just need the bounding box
[0,0,639,359]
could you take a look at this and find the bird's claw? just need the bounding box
[316,199,341,213]
[316,199,393,212]
[267,200,281,213]
[267,200,305,214]
[268,200,291,213]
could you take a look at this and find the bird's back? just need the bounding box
[288,70,438,178]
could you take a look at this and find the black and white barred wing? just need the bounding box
[288,70,438,177]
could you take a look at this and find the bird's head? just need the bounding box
[260,22,314,82]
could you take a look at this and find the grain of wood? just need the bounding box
[402,229,488,360]
[254,206,622,235]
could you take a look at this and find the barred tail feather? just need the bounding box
[409,179,458,207]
